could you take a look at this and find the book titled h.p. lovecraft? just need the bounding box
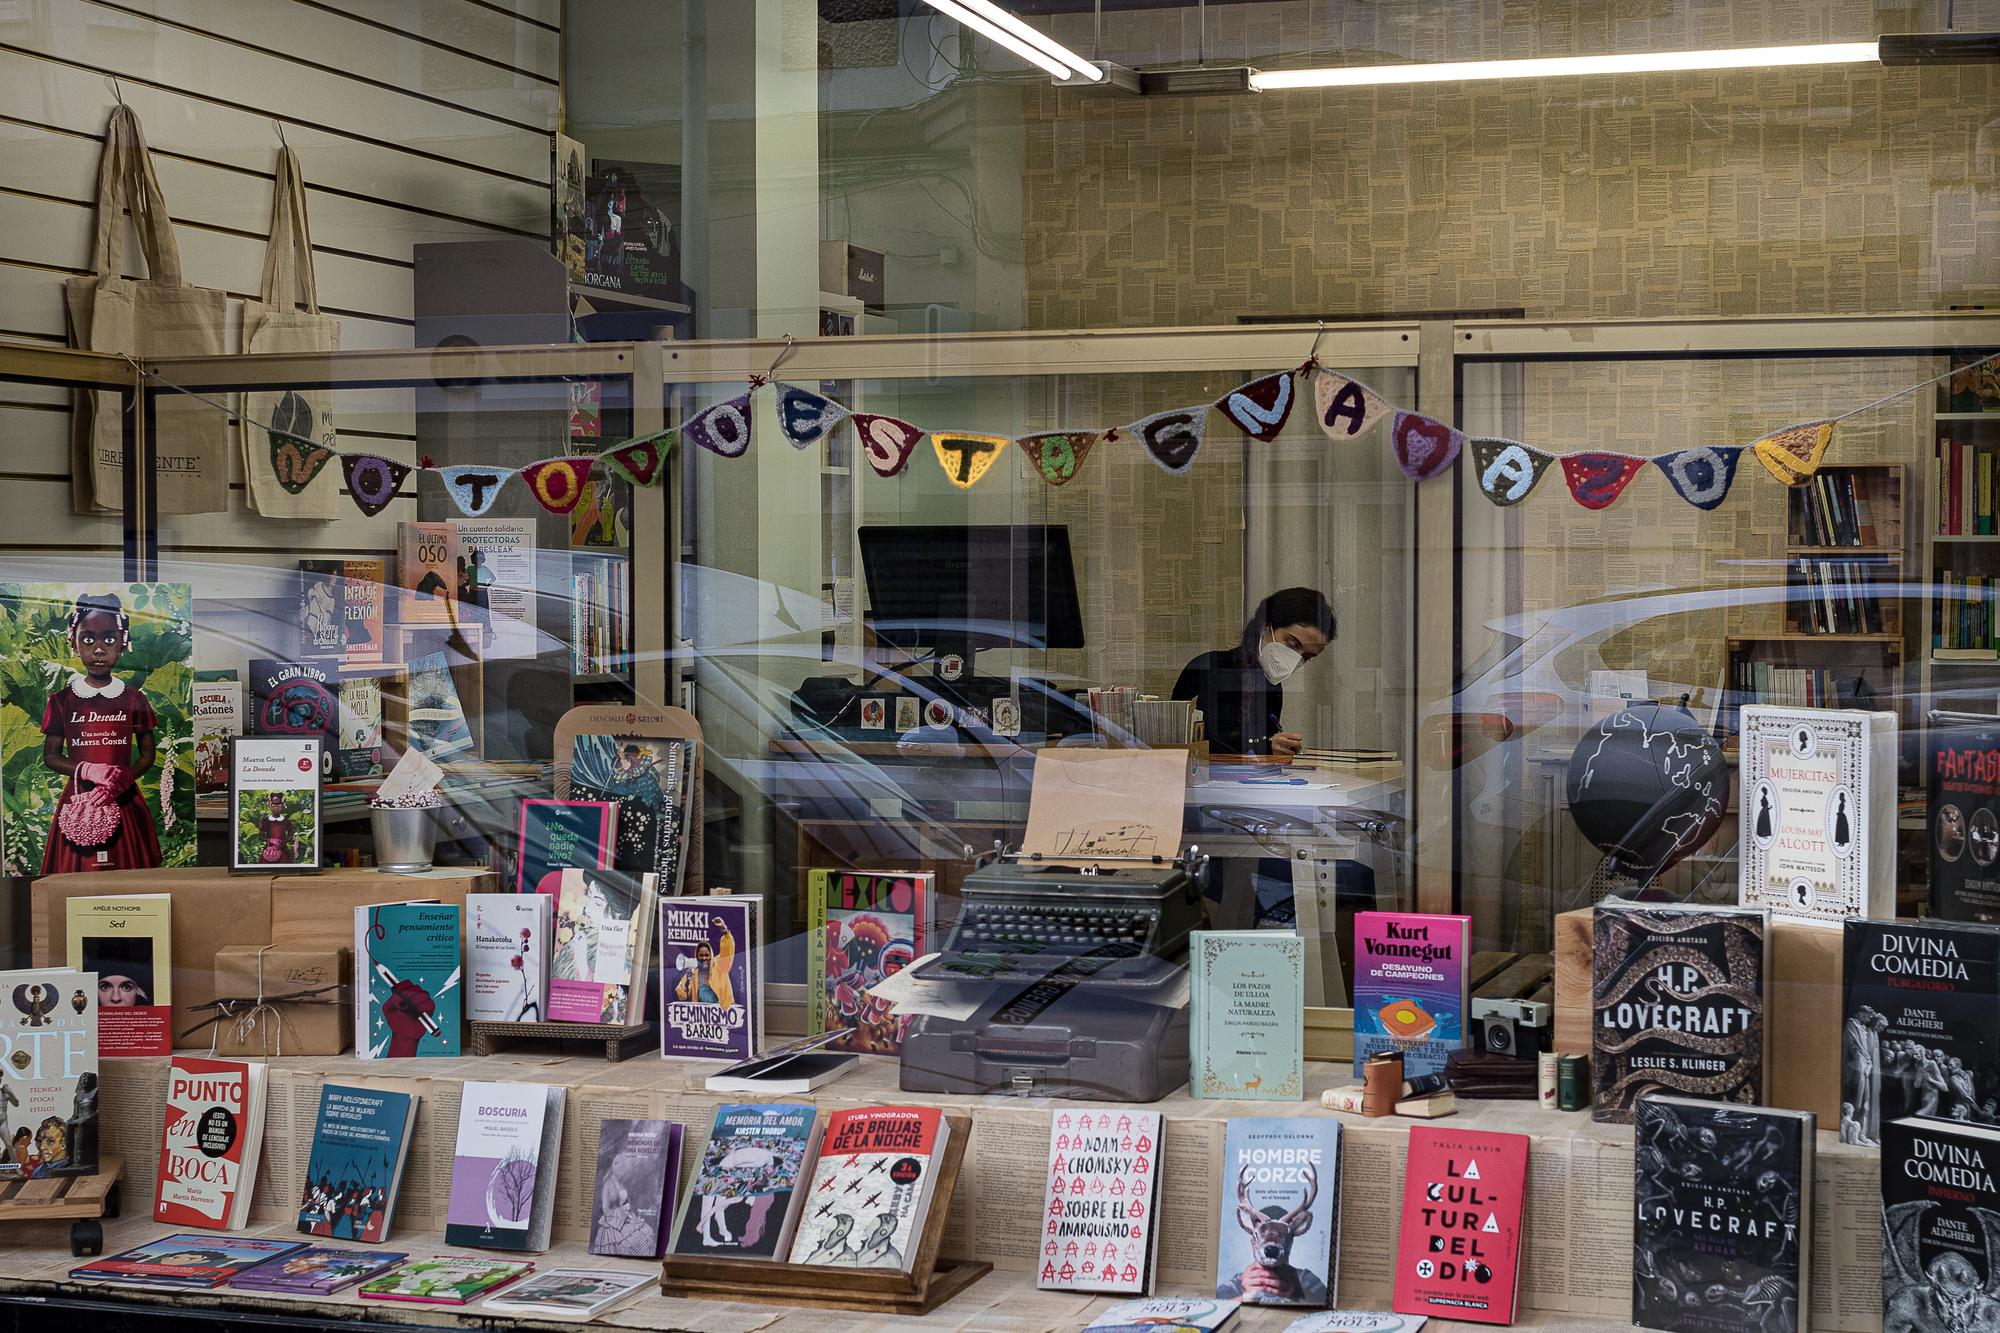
[1392,1126,1528,1326]
[1351,912,1471,1080]
[1737,704,1896,925]
[1840,917,2000,1147]
[1927,711,2000,923]
[1881,1117,2000,1333]
[1591,903,1769,1124]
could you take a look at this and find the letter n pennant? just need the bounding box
[1215,371,1295,442]
[1469,438,1554,506]
[775,384,850,450]
[1560,453,1647,509]
[1313,372,1392,442]
[852,413,925,477]
[1653,446,1744,511]
[1018,431,1101,487]
[684,393,753,458]
[269,432,336,495]
[1752,420,1835,487]
[435,465,512,517]
[340,454,412,518]
[602,430,673,487]
[520,456,595,514]
[932,432,1009,489]
[1391,411,1463,481]
[1123,406,1208,476]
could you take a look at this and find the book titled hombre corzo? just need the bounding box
[1214,1116,1340,1308]
[1392,1125,1528,1326]
[1841,917,2000,1148]
[1351,912,1471,1080]
[1592,903,1769,1124]
[1632,1097,1814,1333]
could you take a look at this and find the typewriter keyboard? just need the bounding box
[949,902,1158,956]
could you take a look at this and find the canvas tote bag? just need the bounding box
[240,145,341,519]
[64,105,230,515]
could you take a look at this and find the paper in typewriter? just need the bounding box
[1020,747,1189,867]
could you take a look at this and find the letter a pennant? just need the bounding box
[435,465,512,517]
[1215,371,1295,443]
[1313,372,1392,442]
[852,413,925,477]
[1751,419,1835,487]
[1124,406,1208,476]
[774,383,849,450]
[1469,438,1554,506]
[341,454,412,518]
[932,432,1009,489]
[602,431,673,487]
[1018,431,1101,487]
[520,456,594,514]
[1653,446,1744,511]
[1391,411,1463,481]
[684,393,753,458]
[1560,452,1646,510]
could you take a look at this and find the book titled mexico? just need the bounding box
[153,1055,268,1231]
[1190,931,1303,1100]
[1737,704,1896,925]
[1038,1109,1164,1295]
[1632,1098,1813,1333]
[789,1106,952,1271]
[1927,711,2000,923]
[1214,1117,1340,1307]
[0,966,98,1179]
[1840,917,2000,1147]
[1591,902,1769,1124]
[1351,912,1471,1080]
[71,1235,307,1289]
[1391,1126,1528,1327]
[668,1102,820,1262]
[297,1083,420,1242]
[1881,1117,2000,1333]
[806,868,935,1056]
[444,1081,566,1252]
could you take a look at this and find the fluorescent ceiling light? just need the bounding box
[920,0,1103,82]
[1249,41,1881,91]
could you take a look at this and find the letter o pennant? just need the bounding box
[340,454,412,518]
[521,456,594,514]
[685,393,754,458]
[1654,446,1745,511]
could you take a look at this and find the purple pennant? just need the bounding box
[1390,412,1463,481]
[341,454,412,517]
[1653,447,1745,511]
[852,413,925,477]
[685,393,753,458]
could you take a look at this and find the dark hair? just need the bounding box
[1240,587,1335,656]
[67,593,129,637]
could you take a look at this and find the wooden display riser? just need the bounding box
[69,1054,1883,1331]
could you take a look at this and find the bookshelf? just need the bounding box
[1926,390,2000,669]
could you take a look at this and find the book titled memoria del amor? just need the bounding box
[660,894,762,1061]
[0,966,98,1179]
[153,1056,269,1231]
[1215,1116,1340,1308]
[66,893,171,1057]
[669,1102,820,1262]
[1039,1108,1164,1296]
[467,893,550,1024]
[1927,711,2000,923]
[1840,917,2000,1147]
[1191,931,1303,1100]
[298,1082,420,1243]
[1351,911,1471,1080]
[355,900,462,1059]
[1393,1126,1528,1327]
[1592,902,1769,1124]
[1881,1117,2000,1333]
[1737,704,1896,924]
[789,1106,951,1271]
[1632,1097,1814,1333]
[445,1080,566,1252]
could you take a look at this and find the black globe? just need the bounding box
[1565,701,1728,881]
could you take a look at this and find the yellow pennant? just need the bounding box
[931,432,1009,489]
[1751,420,1834,486]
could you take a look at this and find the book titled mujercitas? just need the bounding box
[1351,912,1471,1080]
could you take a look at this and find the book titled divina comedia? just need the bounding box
[1881,1117,2000,1333]
[1632,1097,1814,1333]
[1591,902,1770,1124]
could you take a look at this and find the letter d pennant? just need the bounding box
[602,431,673,487]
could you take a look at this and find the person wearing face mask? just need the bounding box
[1171,587,1334,759]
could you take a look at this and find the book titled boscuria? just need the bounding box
[1591,903,1769,1124]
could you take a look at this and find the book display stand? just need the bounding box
[657,1114,986,1315]
[467,1017,658,1062]
[0,1154,124,1257]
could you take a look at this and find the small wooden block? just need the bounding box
[468,1018,658,1064]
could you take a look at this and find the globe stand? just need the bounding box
[1564,696,1729,916]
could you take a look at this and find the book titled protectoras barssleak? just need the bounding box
[1840,917,2000,1148]
[1881,1117,2000,1333]
[1351,912,1471,1080]
[1927,711,2000,923]
[1591,903,1770,1124]
[1737,704,1896,925]
[1632,1097,1814,1333]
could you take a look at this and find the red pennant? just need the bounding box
[1560,452,1647,509]
[521,456,595,514]
[852,413,925,477]
[1215,371,1295,442]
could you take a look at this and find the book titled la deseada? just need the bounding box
[1392,1126,1528,1327]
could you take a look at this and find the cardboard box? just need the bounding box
[210,945,352,1057]
[1551,906,1843,1123]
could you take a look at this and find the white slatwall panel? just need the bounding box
[0,0,558,561]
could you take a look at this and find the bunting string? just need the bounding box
[120,347,2000,517]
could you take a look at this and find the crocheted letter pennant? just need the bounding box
[932,432,1009,489]
[775,384,849,450]
[853,413,925,477]
[1019,431,1101,487]
[685,393,753,459]
[521,456,594,514]
[341,454,411,518]
[1654,447,1744,511]
[436,465,512,517]
[1470,438,1553,506]
[1313,372,1392,442]
[1560,453,1646,510]
[1391,412,1463,481]
[1752,420,1835,487]
[1216,371,1295,443]
[1126,407,1208,476]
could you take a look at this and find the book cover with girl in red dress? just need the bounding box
[0,583,195,875]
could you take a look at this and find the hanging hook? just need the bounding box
[272,118,287,149]
[1299,320,1327,376]
[106,75,126,108]
[749,332,797,390]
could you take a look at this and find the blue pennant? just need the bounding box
[775,383,849,450]
[1653,447,1745,511]
[435,465,513,517]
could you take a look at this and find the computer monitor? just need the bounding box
[857,524,1086,652]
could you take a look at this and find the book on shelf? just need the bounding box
[153,1055,268,1230]
[354,900,462,1059]
[65,893,170,1057]
[357,1255,533,1305]
[467,892,551,1023]
[478,1268,654,1319]
[702,1030,859,1094]
[1591,902,1769,1123]
[588,1118,681,1259]
[806,869,936,1056]
[1938,437,1997,536]
[1928,712,2000,922]
[191,669,239,794]
[1841,917,2000,1148]
[1934,570,2000,654]
[659,894,762,1061]
[1631,1096,1814,1333]
[565,733,693,892]
[788,1106,952,1271]
[1391,1125,1528,1326]
[1038,1109,1164,1296]
[1736,704,1897,924]
[298,1082,420,1241]
[396,521,460,626]
[402,650,473,760]
[229,1245,408,1295]
[1213,1116,1340,1307]
[444,1080,566,1252]
[667,1102,820,1261]
[1791,470,1876,547]
[0,965,98,1179]
[1190,930,1304,1099]
[1790,557,1885,635]
[71,1235,307,1288]
[1351,912,1471,1080]
[515,797,616,894]
[570,553,630,676]
[1085,1297,1242,1331]
[547,867,660,1025]
[1880,1116,2000,1333]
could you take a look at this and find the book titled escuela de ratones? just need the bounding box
[1351,912,1470,1080]
[1393,1126,1528,1327]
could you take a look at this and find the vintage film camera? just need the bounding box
[1471,995,1552,1059]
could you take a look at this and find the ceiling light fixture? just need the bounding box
[920,0,1104,82]
[1248,40,1883,91]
